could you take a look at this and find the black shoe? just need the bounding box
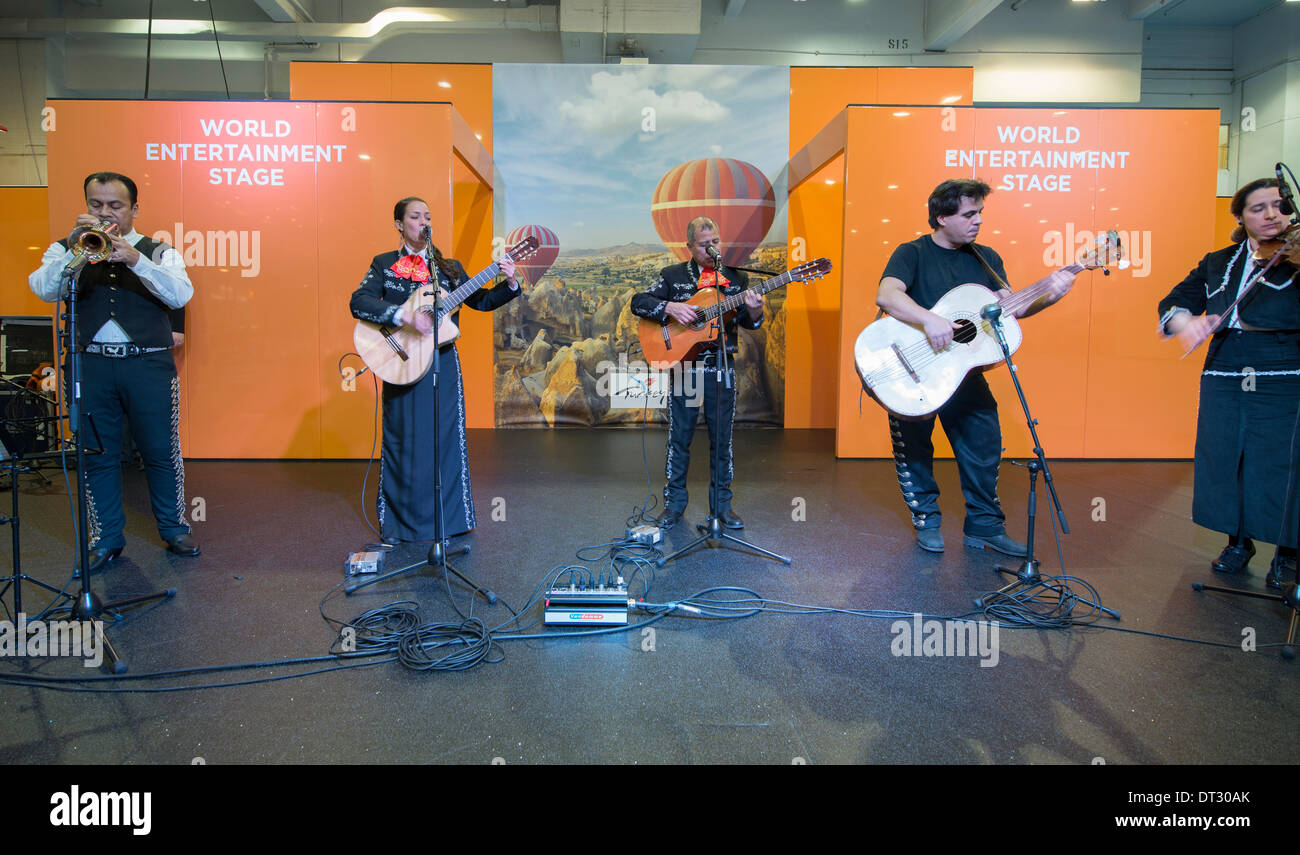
[1266,553,1297,590]
[716,509,744,530]
[963,533,1027,557]
[655,509,683,530]
[1211,542,1255,575]
[916,528,945,553]
[165,533,201,557]
[85,546,122,575]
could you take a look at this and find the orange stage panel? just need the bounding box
[831,105,1218,459]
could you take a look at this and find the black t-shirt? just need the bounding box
[880,235,1009,311]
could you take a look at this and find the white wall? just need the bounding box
[0,38,46,186]
[1231,1,1300,190]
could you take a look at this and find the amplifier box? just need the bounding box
[544,584,630,626]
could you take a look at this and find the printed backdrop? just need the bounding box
[491,65,790,427]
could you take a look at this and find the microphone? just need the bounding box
[1276,162,1295,217]
[706,245,721,266]
[982,302,1012,356]
[420,224,432,241]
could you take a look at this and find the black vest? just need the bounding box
[59,236,175,348]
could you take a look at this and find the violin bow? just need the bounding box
[1181,229,1300,358]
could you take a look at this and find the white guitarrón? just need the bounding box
[855,230,1123,419]
[855,285,1026,418]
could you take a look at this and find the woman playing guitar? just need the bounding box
[349,197,520,544]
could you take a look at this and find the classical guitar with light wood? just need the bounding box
[638,258,832,369]
[854,230,1124,419]
[354,236,538,386]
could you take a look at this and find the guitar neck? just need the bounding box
[698,270,792,320]
[437,261,501,317]
[997,262,1084,315]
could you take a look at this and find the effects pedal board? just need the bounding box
[544,583,630,626]
[344,550,385,576]
[626,524,662,545]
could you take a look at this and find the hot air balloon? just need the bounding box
[650,157,775,267]
[505,224,559,287]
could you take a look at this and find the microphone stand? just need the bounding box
[50,255,175,673]
[658,249,791,569]
[347,233,497,606]
[0,447,74,627]
[972,303,1117,620]
[0,385,72,619]
[0,376,57,487]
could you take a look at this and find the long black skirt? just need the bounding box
[1193,330,1300,548]
[378,345,476,542]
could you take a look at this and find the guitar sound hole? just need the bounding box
[953,318,978,345]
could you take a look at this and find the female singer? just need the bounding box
[350,196,519,543]
[1158,178,1299,588]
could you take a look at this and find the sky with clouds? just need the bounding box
[494,64,789,251]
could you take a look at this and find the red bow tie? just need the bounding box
[696,268,730,291]
[390,254,431,282]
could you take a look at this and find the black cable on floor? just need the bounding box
[337,352,383,542]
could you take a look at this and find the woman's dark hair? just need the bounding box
[1229,178,1280,244]
[928,178,991,229]
[393,196,457,279]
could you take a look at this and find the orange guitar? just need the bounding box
[637,258,831,369]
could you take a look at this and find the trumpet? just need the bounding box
[64,220,117,268]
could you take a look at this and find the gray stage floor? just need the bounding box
[1,429,1295,764]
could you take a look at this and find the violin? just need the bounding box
[1179,221,1300,358]
[1251,222,1300,266]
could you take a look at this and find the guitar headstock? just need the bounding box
[789,257,833,282]
[1079,229,1129,271]
[506,235,540,263]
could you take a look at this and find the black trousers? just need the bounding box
[664,361,737,515]
[379,345,475,543]
[78,351,191,550]
[888,373,1006,538]
[1193,330,1300,548]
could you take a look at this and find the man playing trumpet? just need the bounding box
[29,171,199,571]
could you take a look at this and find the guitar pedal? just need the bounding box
[626,524,662,545]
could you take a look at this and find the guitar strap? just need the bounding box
[965,243,1011,292]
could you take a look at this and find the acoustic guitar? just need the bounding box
[854,230,1123,418]
[637,258,832,369]
[354,236,538,386]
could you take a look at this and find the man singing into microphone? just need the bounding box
[631,216,764,530]
[875,179,1074,555]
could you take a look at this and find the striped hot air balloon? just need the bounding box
[651,157,776,267]
[505,224,559,286]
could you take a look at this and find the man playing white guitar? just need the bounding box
[874,179,1074,555]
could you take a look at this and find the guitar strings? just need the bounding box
[862,277,1068,386]
[864,311,985,386]
[682,264,827,324]
[864,239,1118,386]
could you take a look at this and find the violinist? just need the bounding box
[1158,178,1299,588]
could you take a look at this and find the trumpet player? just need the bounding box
[29,171,199,572]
